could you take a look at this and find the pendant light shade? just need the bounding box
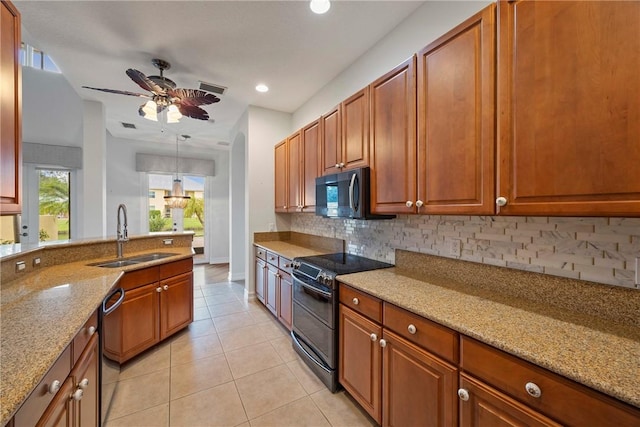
[164,135,191,209]
[140,100,158,121]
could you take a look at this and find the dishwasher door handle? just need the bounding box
[102,287,125,316]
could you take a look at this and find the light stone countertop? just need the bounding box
[0,248,193,426]
[254,241,330,260]
[336,268,640,409]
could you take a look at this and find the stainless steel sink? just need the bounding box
[88,252,179,268]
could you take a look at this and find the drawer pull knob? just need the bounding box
[370,333,377,341]
[407,324,417,334]
[49,380,61,394]
[496,196,508,207]
[163,285,169,291]
[88,326,96,335]
[156,287,162,293]
[457,388,470,401]
[352,297,359,305]
[72,388,84,401]
[379,339,387,348]
[405,200,413,208]
[525,382,542,398]
[78,378,89,389]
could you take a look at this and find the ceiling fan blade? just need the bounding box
[82,86,151,98]
[176,104,210,121]
[169,88,220,107]
[126,69,165,95]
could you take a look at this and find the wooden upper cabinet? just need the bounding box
[0,0,22,214]
[417,4,496,215]
[274,139,288,212]
[341,87,370,171]
[320,105,341,175]
[286,131,301,212]
[301,120,321,212]
[369,56,417,215]
[497,0,640,216]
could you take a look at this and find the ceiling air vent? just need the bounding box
[199,81,227,96]
[121,122,137,129]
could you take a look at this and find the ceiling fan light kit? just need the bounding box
[82,58,220,123]
[310,0,330,14]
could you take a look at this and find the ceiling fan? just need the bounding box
[82,58,220,122]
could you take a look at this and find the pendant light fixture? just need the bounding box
[164,134,191,209]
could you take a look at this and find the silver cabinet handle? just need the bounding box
[49,380,61,394]
[405,201,413,208]
[458,388,470,401]
[525,382,542,398]
[496,196,508,207]
[352,297,359,305]
[156,287,162,293]
[379,339,387,348]
[407,324,417,334]
[370,333,377,341]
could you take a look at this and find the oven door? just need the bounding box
[292,273,334,328]
[292,301,335,368]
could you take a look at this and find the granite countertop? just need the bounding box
[0,248,193,426]
[336,268,640,409]
[254,240,330,260]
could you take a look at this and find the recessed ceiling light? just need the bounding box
[310,0,330,14]
[255,84,269,93]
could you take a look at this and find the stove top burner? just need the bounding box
[295,252,393,276]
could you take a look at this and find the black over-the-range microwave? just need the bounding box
[315,167,395,220]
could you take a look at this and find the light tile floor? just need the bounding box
[105,265,377,427]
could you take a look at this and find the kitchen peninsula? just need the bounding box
[0,233,194,426]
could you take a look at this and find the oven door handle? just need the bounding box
[291,332,331,374]
[296,279,332,298]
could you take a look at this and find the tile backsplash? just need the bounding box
[291,214,640,289]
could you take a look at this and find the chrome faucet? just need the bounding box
[116,204,128,258]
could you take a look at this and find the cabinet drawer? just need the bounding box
[118,265,158,291]
[279,256,293,274]
[383,303,458,363]
[13,346,72,426]
[460,337,640,426]
[72,310,98,364]
[339,284,382,323]
[160,257,193,280]
[266,251,279,266]
[254,246,267,261]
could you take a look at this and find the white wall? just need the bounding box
[229,113,247,281]
[293,0,492,129]
[208,150,230,263]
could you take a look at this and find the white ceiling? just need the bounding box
[17,1,424,149]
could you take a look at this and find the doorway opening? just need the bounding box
[38,169,71,242]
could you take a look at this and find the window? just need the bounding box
[38,170,71,241]
[149,191,156,198]
[19,42,61,73]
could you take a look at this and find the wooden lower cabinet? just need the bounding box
[104,259,193,363]
[13,315,100,427]
[458,374,559,427]
[277,271,293,330]
[339,304,383,423]
[339,304,457,426]
[383,330,457,427]
[255,257,266,303]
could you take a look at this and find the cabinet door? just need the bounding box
[106,283,160,363]
[287,131,302,212]
[274,139,288,212]
[71,334,99,427]
[321,106,341,175]
[301,120,321,212]
[35,377,74,427]
[160,271,193,339]
[0,0,22,214]
[265,264,278,315]
[382,330,457,427]
[255,258,266,303]
[417,5,496,215]
[339,304,382,424]
[497,0,640,216]
[341,88,370,170]
[277,270,292,330]
[459,373,560,427]
[369,56,417,214]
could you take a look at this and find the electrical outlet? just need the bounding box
[449,240,461,257]
[15,261,26,272]
[33,257,41,267]
[269,223,276,232]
